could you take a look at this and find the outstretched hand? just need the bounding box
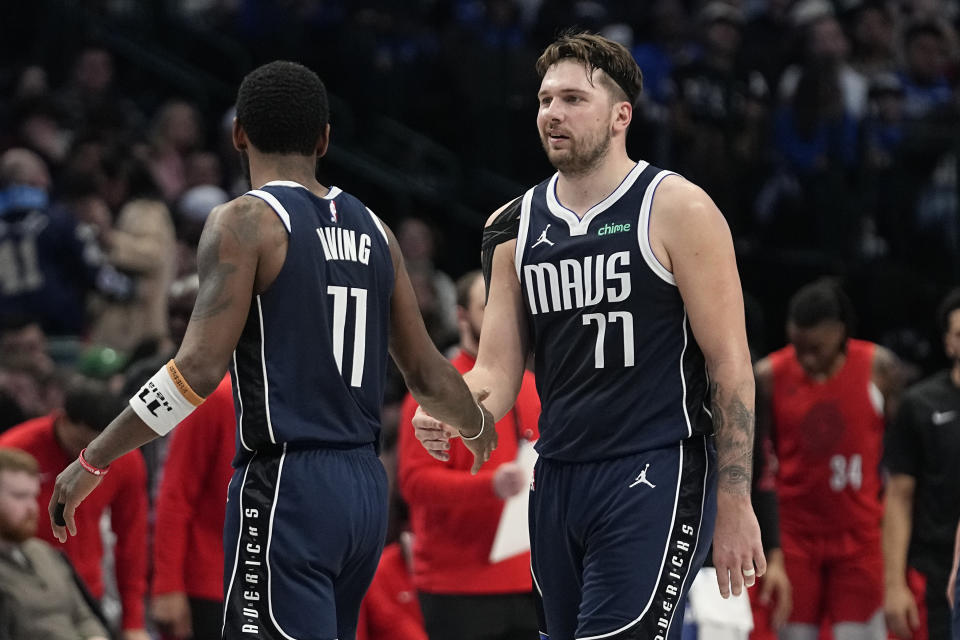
[48,459,103,543]
[458,390,497,474]
[411,391,497,473]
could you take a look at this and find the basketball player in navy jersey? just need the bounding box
[414,32,765,639]
[45,60,496,640]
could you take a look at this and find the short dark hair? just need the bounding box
[536,31,643,105]
[455,270,482,310]
[937,288,960,335]
[236,61,328,155]
[64,375,124,432]
[787,278,856,332]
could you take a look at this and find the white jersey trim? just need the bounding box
[266,445,298,640]
[665,437,711,640]
[231,352,252,452]
[636,170,678,286]
[680,310,693,439]
[246,190,292,233]
[260,180,342,202]
[257,296,277,444]
[515,188,535,281]
[222,460,254,635]
[546,161,648,237]
[262,180,307,190]
[577,442,685,640]
[365,207,389,243]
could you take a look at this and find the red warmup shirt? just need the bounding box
[0,413,148,629]
[770,339,885,535]
[398,349,541,594]
[152,374,235,602]
[357,542,426,640]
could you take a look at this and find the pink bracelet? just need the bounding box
[78,448,110,476]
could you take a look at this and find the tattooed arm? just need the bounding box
[650,176,765,598]
[50,196,277,541]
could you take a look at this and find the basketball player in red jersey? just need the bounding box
[754,279,903,640]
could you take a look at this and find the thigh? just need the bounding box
[824,531,883,625]
[530,456,584,640]
[780,531,824,625]
[575,437,716,640]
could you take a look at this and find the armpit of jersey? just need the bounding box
[481,197,522,300]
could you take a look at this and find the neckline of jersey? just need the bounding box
[545,161,649,237]
[262,180,341,200]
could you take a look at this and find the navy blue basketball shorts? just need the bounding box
[222,444,388,640]
[529,435,717,640]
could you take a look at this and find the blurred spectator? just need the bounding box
[150,373,234,640]
[90,198,177,355]
[755,279,903,639]
[779,12,869,121]
[56,44,143,140]
[175,184,229,277]
[148,100,203,202]
[883,289,960,640]
[357,530,427,640]
[669,1,768,231]
[398,270,540,640]
[0,376,149,639]
[0,316,60,427]
[899,20,954,120]
[847,2,899,78]
[396,217,458,350]
[0,447,109,640]
[631,0,696,106]
[762,58,860,256]
[0,148,129,336]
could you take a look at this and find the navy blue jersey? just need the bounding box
[230,181,394,463]
[516,162,712,461]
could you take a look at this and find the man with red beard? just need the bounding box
[0,447,108,639]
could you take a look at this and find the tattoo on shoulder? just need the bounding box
[191,225,237,320]
[190,199,264,322]
[710,382,755,495]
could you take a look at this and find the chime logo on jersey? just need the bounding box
[523,250,631,315]
[597,221,631,236]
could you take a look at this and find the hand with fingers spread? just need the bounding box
[712,493,766,599]
[48,458,104,543]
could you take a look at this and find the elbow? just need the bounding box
[171,352,226,398]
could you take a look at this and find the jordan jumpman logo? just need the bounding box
[532,224,555,248]
[629,464,656,488]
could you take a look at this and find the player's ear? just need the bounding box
[316,123,331,159]
[233,118,247,152]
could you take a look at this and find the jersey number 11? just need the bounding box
[327,286,367,387]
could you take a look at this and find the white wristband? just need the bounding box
[129,360,205,436]
[461,403,486,441]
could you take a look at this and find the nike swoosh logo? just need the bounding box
[932,410,957,425]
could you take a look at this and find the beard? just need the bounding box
[541,127,611,176]
[0,513,36,544]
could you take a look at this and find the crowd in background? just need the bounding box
[0,0,959,638]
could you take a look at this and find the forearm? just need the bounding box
[405,353,483,435]
[82,407,159,469]
[710,364,756,497]
[883,495,913,587]
[464,364,522,422]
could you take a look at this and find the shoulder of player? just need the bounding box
[651,175,729,247]
[871,344,904,389]
[754,356,774,392]
[485,197,522,228]
[205,195,278,248]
